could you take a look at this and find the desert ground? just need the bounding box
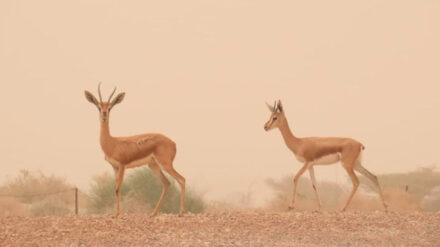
[1,211,439,247]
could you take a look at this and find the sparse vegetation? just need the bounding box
[265,176,346,211]
[360,167,440,211]
[360,167,440,196]
[0,170,83,216]
[2,167,438,217]
[87,173,130,214]
[265,167,440,212]
[0,168,205,216]
[87,167,206,214]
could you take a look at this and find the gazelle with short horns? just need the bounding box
[85,83,186,217]
[264,100,387,211]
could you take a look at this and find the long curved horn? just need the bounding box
[97,82,103,103]
[273,101,277,112]
[108,87,117,102]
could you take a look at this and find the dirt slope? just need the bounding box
[1,211,439,247]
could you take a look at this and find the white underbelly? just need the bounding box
[295,155,306,163]
[105,155,155,169]
[312,153,341,166]
[126,155,155,168]
[105,156,121,168]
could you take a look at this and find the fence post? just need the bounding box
[75,187,78,215]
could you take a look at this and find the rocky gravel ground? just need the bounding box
[1,211,439,247]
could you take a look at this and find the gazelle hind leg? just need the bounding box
[165,167,185,216]
[155,156,186,216]
[354,163,388,210]
[308,166,322,210]
[148,159,171,217]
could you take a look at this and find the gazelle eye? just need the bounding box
[273,117,278,120]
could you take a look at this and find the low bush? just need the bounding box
[87,167,206,214]
[0,170,82,216]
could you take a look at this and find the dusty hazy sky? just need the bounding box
[1,1,439,203]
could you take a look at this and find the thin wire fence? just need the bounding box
[0,187,79,215]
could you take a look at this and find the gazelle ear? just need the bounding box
[277,100,283,112]
[84,91,99,107]
[110,92,125,108]
[266,102,275,112]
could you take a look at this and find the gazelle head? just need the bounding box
[264,100,285,131]
[84,82,125,123]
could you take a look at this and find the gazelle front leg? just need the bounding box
[308,166,322,210]
[289,162,311,210]
[112,166,119,183]
[115,165,126,218]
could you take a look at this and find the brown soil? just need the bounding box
[1,211,439,247]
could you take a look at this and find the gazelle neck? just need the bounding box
[100,119,116,153]
[278,116,300,153]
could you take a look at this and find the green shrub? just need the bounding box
[87,173,130,214]
[87,168,206,214]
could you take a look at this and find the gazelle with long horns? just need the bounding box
[84,83,185,217]
[264,100,387,211]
